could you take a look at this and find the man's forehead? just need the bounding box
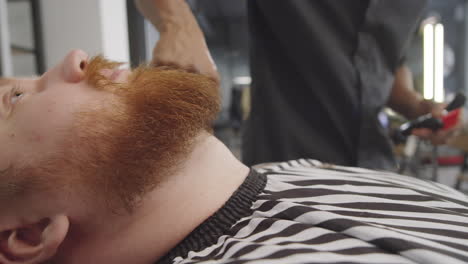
[0,77,16,87]
[0,77,37,87]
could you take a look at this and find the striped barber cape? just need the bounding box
[158,159,468,264]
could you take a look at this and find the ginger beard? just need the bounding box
[60,56,220,211]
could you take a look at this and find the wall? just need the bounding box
[40,0,129,69]
[6,0,35,76]
[0,0,12,75]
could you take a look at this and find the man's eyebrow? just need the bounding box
[0,78,16,92]
[0,80,13,118]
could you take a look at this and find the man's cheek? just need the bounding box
[16,118,60,153]
[0,147,13,172]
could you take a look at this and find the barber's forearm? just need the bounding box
[135,0,219,81]
[388,89,426,120]
[387,65,430,119]
[140,0,201,33]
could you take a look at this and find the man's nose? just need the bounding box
[62,49,88,83]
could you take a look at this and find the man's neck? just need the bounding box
[59,133,249,264]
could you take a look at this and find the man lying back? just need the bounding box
[1,0,468,263]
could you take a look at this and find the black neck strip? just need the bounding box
[157,170,266,264]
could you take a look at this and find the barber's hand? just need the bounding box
[134,0,220,82]
[412,102,462,145]
[152,30,220,82]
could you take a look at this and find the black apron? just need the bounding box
[243,0,427,170]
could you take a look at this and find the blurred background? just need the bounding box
[3,0,468,190]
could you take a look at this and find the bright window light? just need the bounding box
[233,76,252,85]
[423,23,434,100]
[434,23,444,103]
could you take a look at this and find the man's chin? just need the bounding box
[73,66,221,211]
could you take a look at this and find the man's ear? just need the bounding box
[0,215,69,264]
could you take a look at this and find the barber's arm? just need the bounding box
[387,65,459,144]
[134,0,219,82]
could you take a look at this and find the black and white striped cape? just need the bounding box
[158,159,468,264]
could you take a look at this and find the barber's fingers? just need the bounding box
[152,35,220,83]
[412,108,464,145]
[412,128,432,139]
[430,103,447,118]
[412,127,459,145]
[430,129,453,145]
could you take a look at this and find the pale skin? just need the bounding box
[0,0,247,263]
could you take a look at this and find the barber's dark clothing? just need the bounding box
[242,0,427,170]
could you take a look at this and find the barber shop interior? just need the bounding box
[2,0,468,263]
